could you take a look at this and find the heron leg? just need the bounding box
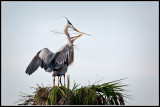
[53,71,57,87]
[58,76,59,87]
[53,76,55,87]
[59,76,62,86]
[64,74,65,87]
[60,65,64,86]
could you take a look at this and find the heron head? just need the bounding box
[63,16,80,32]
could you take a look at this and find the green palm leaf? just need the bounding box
[17,76,129,105]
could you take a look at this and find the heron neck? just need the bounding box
[64,24,72,46]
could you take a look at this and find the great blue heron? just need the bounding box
[25,17,89,86]
[52,33,83,86]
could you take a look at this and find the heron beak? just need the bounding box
[74,34,83,40]
[73,28,80,32]
[72,34,83,42]
[73,27,91,36]
[77,34,83,38]
[75,34,83,39]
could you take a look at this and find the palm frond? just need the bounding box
[17,76,129,105]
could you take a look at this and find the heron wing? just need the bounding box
[25,50,42,75]
[46,44,74,73]
[25,48,55,75]
[55,44,74,67]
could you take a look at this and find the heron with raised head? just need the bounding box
[25,17,90,86]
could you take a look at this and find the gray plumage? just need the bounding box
[26,18,84,86]
[25,34,81,75]
[25,44,73,75]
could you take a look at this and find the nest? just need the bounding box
[16,78,129,105]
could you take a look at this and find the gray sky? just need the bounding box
[2,1,159,105]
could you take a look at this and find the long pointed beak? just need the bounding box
[73,28,80,32]
[79,32,91,36]
[71,34,83,42]
[77,33,83,38]
[73,28,91,36]
[74,34,83,40]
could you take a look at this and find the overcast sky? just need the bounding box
[2,1,159,105]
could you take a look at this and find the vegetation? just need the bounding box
[16,76,129,105]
